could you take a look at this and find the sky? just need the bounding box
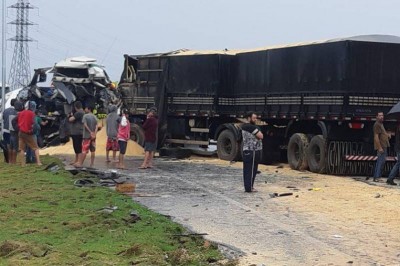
[2,0,400,81]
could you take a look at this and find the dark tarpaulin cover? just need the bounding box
[233,40,400,96]
[166,54,235,96]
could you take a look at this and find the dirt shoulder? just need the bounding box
[191,158,400,265]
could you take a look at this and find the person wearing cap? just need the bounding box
[139,108,158,169]
[17,101,42,166]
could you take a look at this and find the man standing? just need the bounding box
[9,100,23,164]
[75,105,98,168]
[105,105,120,162]
[386,123,399,186]
[18,101,42,166]
[139,108,158,169]
[241,112,263,192]
[2,99,17,163]
[68,101,85,165]
[372,112,390,182]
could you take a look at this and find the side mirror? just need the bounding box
[39,73,47,83]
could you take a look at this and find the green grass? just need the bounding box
[0,156,226,266]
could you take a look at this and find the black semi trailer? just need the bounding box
[118,35,400,176]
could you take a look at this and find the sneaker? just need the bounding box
[386,180,397,186]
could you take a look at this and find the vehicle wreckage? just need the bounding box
[10,56,120,146]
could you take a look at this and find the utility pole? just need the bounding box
[1,0,6,137]
[8,0,35,91]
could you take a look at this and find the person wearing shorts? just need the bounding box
[106,105,120,162]
[18,101,42,166]
[117,109,130,169]
[75,105,98,168]
[68,101,85,165]
[139,108,158,169]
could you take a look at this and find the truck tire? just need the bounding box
[307,135,327,174]
[130,124,145,147]
[217,129,240,161]
[287,133,309,170]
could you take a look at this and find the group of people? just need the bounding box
[2,99,45,166]
[68,101,158,169]
[2,97,159,170]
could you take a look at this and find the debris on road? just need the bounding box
[269,192,294,198]
[116,183,136,193]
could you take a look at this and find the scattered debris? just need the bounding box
[332,234,343,238]
[74,179,96,187]
[45,162,60,173]
[269,192,294,198]
[308,188,322,191]
[251,252,257,255]
[375,193,382,198]
[286,186,297,189]
[97,206,118,214]
[116,183,136,193]
[122,210,141,224]
[276,165,284,169]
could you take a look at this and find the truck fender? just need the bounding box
[285,120,328,140]
[214,123,242,142]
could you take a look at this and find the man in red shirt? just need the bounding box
[139,108,158,169]
[18,101,42,166]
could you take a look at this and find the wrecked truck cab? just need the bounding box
[14,57,120,147]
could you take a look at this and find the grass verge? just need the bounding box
[0,155,230,265]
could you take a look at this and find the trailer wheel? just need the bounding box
[217,129,240,161]
[307,135,327,174]
[287,133,309,170]
[130,124,145,147]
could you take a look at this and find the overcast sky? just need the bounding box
[3,0,400,80]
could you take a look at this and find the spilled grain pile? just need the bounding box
[42,120,144,156]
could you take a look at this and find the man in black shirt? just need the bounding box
[241,112,264,192]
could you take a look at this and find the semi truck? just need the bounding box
[117,35,400,175]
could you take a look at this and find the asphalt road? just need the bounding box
[88,156,400,266]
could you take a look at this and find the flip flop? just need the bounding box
[138,166,148,169]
